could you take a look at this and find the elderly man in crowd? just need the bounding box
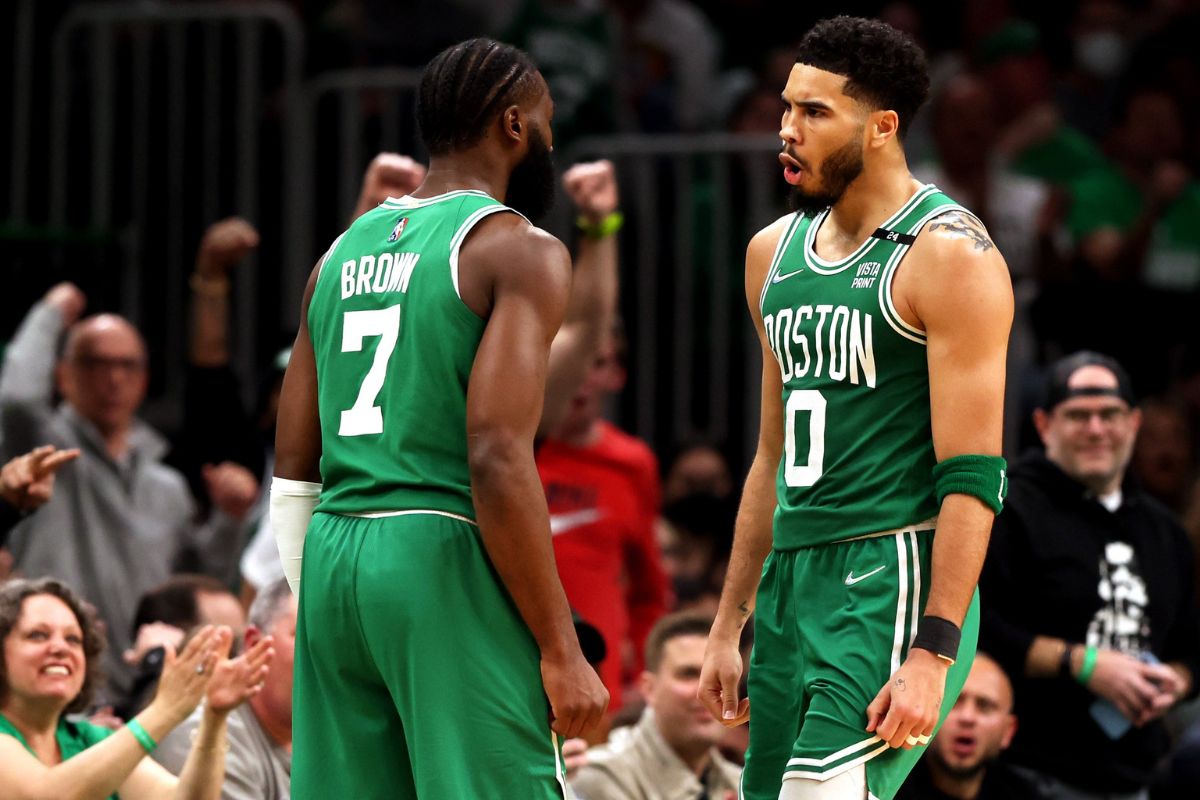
[0,283,254,701]
[572,612,741,800]
[156,578,295,799]
[979,351,1200,800]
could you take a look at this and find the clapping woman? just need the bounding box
[0,577,273,799]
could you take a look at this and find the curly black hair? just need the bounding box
[417,38,542,157]
[0,578,107,716]
[795,16,930,138]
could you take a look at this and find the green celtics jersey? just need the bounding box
[759,184,969,549]
[307,190,523,519]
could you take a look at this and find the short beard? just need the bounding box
[787,133,865,217]
[928,747,995,782]
[505,127,557,222]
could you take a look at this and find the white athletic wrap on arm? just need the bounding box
[269,477,322,595]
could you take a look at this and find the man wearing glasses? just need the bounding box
[0,283,249,705]
[978,351,1200,800]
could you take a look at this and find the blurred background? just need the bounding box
[3,0,1200,486]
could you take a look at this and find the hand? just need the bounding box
[562,160,618,223]
[0,445,80,511]
[1088,650,1161,722]
[358,153,427,209]
[698,635,750,727]
[203,461,260,520]
[207,634,274,715]
[151,625,225,726]
[866,649,948,749]
[44,282,86,326]
[1088,649,1168,723]
[196,218,260,278]
[541,651,609,739]
[561,737,589,780]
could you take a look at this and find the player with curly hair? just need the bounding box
[698,17,1013,800]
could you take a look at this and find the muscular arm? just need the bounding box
[698,218,789,724]
[865,210,1012,749]
[464,219,608,736]
[273,266,323,485]
[913,211,1013,628]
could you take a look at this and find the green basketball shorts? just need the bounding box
[292,511,568,799]
[741,527,979,800]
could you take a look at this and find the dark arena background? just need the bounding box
[3,0,1200,797]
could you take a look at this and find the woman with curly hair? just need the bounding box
[0,577,273,799]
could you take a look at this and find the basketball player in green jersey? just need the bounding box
[698,18,1013,800]
[270,39,608,798]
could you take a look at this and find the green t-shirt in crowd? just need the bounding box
[1067,164,1200,290]
[0,711,118,799]
[1012,125,1107,186]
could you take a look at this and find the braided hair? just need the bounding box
[417,38,542,156]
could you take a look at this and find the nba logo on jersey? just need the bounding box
[387,217,409,242]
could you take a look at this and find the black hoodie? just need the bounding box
[979,451,1200,792]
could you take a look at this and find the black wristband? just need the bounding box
[912,615,961,664]
[1059,643,1075,679]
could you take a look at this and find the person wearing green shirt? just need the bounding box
[0,577,273,800]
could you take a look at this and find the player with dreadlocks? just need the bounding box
[272,38,608,798]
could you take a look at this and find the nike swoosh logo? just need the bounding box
[549,509,601,536]
[772,267,805,284]
[845,565,886,586]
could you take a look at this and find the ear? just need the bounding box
[869,110,900,148]
[1128,407,1143,438]
[638,670,656,706]
[1032,408,1051,445]
[56,361,72,401]
[502,105,523,144]
[243,625,261,649]
[1000,714,1017,749]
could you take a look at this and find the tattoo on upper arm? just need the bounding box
[738,601,750,617]
[928,211,994,252]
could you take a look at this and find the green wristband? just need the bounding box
[932,454,1008,515]
[576,211,624,239]
[127,719,157,753]
[1076,645,1098,686]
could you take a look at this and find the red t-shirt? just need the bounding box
[537,421,667,709]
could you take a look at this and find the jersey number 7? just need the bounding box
[338,305,401,436]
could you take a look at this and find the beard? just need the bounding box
[787,134,865,217]
[505,127,557,222]
[928,744,998,782]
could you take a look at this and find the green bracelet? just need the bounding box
[1076,645,1098,686]
[576,211,623,239]
[127,719,157,753]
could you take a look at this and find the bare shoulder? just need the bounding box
[458,213,571,317]
[745,213,797,293]
[462,212,571,275]
[905,209,1013,329]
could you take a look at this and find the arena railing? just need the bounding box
[40,0,305,420]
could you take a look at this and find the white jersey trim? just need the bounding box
[343,508,478,526]
[381,189,492,209]
[782,741,890,781]
[833,516,938,543]
[804,184,937,274]
[759,213,805,312]
[315,232,347,280]
[448,205,528,302]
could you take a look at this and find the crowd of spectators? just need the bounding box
[3,0,1200,797]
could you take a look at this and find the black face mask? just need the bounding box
[505,126,557,222]
[787,135,865,217]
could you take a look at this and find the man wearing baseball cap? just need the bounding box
[978,351,1200,799]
